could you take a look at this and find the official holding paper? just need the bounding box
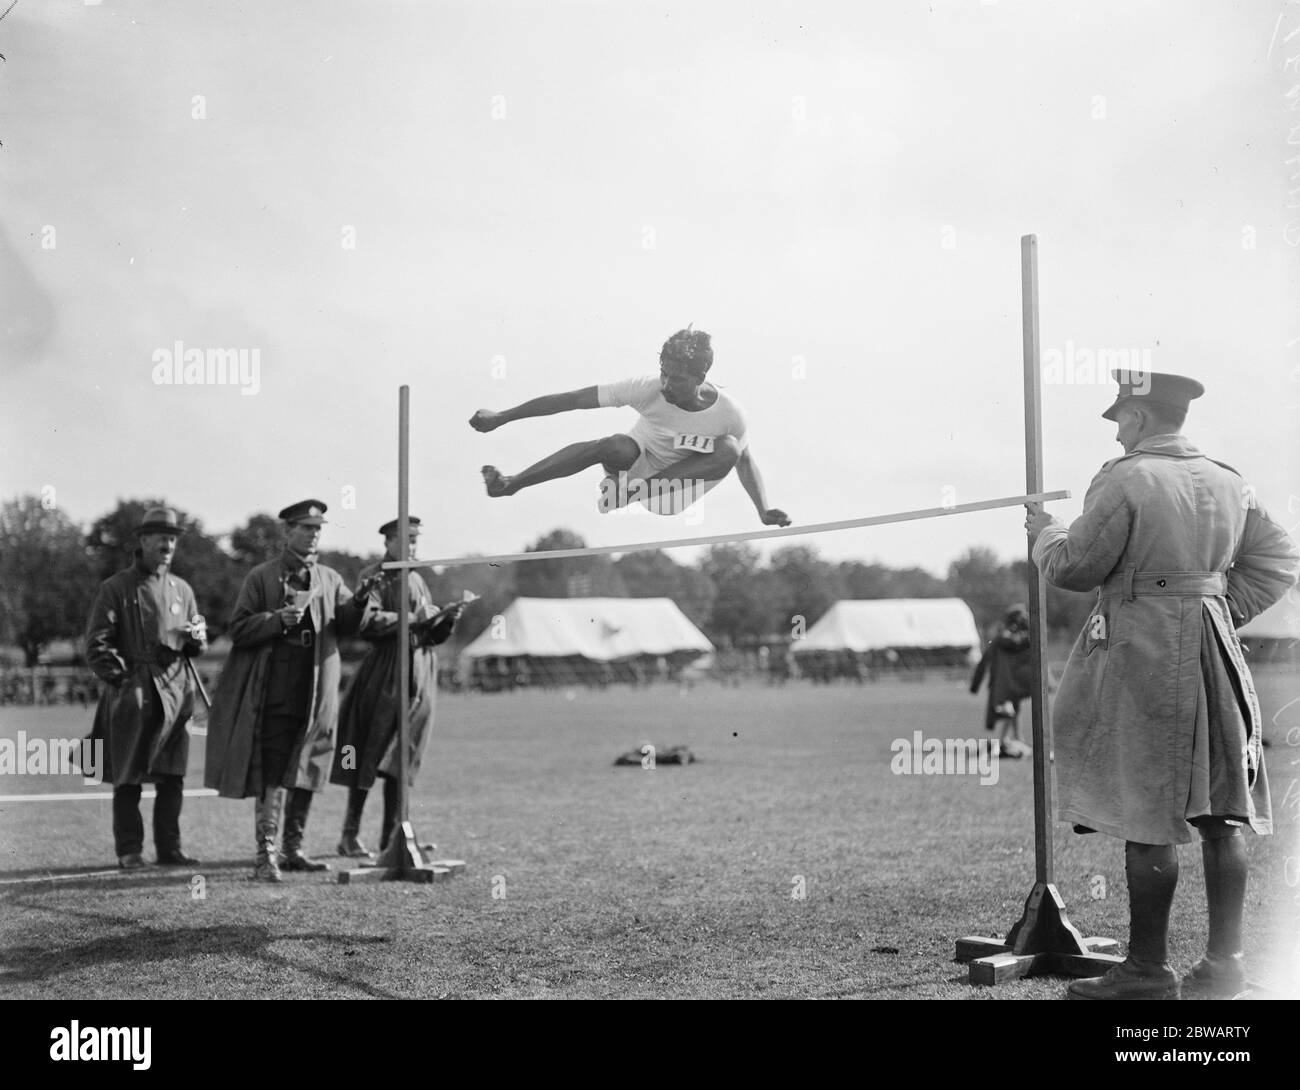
[331,517,466,859]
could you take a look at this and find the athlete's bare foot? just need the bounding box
[481,466,514,497]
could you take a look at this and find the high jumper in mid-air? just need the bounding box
[469,327,791,526]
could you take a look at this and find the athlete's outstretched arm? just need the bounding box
[736,448,791,526]
[470,386,600,432]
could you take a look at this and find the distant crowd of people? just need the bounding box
[1,669,103,707]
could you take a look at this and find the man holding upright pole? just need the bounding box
[332,517,464,859]
[1027,370,1298,999]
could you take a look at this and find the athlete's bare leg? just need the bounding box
[483,435,639,497]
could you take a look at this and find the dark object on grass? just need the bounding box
[613,744,696,766]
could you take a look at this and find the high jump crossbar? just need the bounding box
[381,490,1069,571]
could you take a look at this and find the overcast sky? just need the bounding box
[2,0,1297,573]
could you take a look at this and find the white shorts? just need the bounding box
[596,439,722,516]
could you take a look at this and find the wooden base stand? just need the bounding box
[337,821,467,885]
[956,882,1120,984]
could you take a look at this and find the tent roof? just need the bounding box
[1238,593,1300,641]
[791,598,981,653]
[459,597,714,661]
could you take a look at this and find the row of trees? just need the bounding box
[0,496,371,667]
[0,495,1096,667]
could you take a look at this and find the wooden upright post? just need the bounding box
[394,384,414,853]
[953,236,1119,983]
[1022,234,1053,885]
[339,385,463,884]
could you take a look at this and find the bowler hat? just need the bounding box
[378,516,422,537]
[134,506,184,536]
[279,499,328,526]
[1101,370,1205,422]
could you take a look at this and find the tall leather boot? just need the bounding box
[281,787,330,872]
[1187,833,1249,995]
[337,787,373,859]
[1068,842,1180,1000]
[253,787,285,882]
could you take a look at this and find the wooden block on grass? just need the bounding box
[1053,951,1124,978]
[969,952,1036,985]
[954,936,1008,963]
[406,866,450,884]
[338,864,451,885]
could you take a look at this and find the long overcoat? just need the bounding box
[1034,434,1299,844]
[84,560,200,784]
[205,553,363,798]
[331,563,450,791]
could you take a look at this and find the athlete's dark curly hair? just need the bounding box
[660,328,713,372]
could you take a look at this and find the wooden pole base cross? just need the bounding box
[337,821,468,885]
[956,882,1120,984]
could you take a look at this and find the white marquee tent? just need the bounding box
[790,598,982,656]
[459,597,713,674]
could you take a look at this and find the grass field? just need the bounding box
[1,673,1297,1000]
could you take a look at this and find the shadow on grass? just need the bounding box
[0,894,400,998]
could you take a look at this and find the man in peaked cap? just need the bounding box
[1099,369,1205,423]
[205,499,367,881]
[1027,371,1299,999]
[331,517,465,859]
[84,506,207,869]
